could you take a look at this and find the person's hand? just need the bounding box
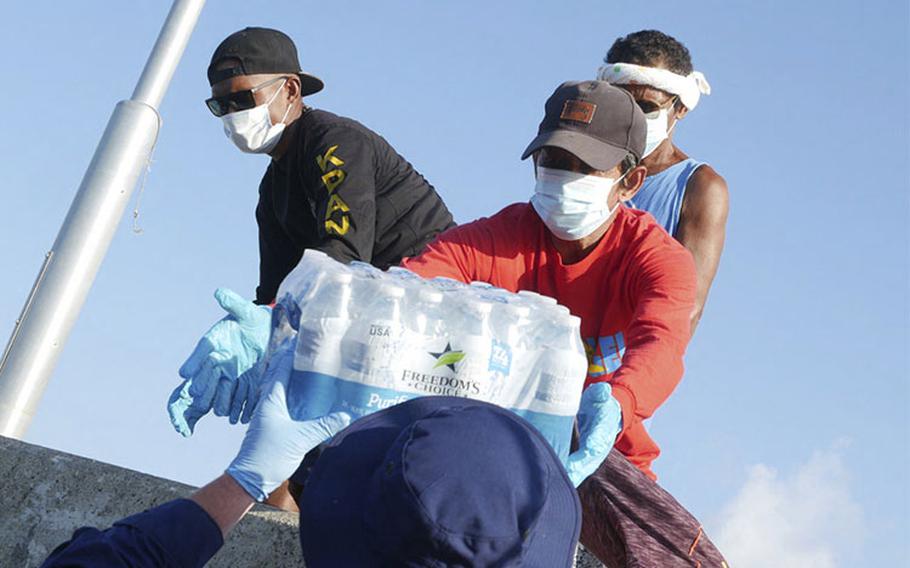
[226,345,351,501]
[565,382,623,487]
[167,288,272,437]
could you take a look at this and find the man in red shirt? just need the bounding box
[402,81,728,567]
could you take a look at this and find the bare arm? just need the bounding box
[190,474,256,538]
[675,165,729,333]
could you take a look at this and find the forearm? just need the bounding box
[682,245,722,333]
[610,336,686,425]
[675,166,729,334]
[41,499,225,568]
[191,474,256,538]
[613,250,696,424]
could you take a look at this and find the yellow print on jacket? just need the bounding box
[317,145,351,235]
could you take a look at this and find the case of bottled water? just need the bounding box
[272,250,589,461]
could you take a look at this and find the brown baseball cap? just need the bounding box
[207,27,324,97]
[521,81,646,171]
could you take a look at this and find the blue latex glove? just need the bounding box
[226,345,351,501]
[167,288,272,437]
[565,382,623,487]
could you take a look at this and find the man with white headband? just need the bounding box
[597,30,729,332]
[402,80,728,567]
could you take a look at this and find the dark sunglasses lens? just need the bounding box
[229,90,256,112]
[637,101,659,114]
[205,91,257,117]
[205,98,226,117]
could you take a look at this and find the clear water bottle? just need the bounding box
[450,299,496,402]
[553,304,571,316]
[398,287,451,395]
[517,289,558,307]
[287,270,354,420]
[515,314,588,461]
[387,265,424,285]
[348,260,385,280]
[337,281,410,416]
[277,251,331,310]
[430,276,467,293]
[265,250,335,391]
[405,287,446,340]
[490,303,532,404]
[271,249,332,335]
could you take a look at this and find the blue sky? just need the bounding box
[1,1,907,565]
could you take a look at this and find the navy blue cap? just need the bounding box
[299,396,581,567]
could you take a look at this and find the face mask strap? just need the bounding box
[666,115,679,139]
[269,79,296,126]
[609,167,634,208]
[664,95,682,137]
[263,78,292,126]
[265,78,287,106]
[278,97,293,126]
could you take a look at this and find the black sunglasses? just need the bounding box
[636,95,678,117]
[205,76,288,117]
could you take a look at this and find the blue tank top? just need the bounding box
[628,158,705,236]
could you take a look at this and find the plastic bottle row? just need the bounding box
[267,250,588,460]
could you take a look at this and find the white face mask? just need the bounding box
[530,166,627,241]
[221,79,291,154]
[642,105,678,159]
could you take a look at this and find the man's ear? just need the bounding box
[672,102,689,121]
[617,165,648,202]
[285,75,302,102]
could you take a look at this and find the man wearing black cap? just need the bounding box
[43,347,582,567]
[167,28,455,444]
[402,81,729,566]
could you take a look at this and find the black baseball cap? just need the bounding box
[299,397,582,567]
[522,80,646,171]
[207,27,324,97]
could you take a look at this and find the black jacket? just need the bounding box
[255,109,455,304]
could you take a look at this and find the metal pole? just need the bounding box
[0,0,206,438]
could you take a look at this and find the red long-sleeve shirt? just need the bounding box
[402,203,696,478]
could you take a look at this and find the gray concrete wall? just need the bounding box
[0,436,603,567]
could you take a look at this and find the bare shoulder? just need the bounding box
[682,165,729,220]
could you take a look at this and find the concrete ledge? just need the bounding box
[0,436,603,567]
[0,436,302,567]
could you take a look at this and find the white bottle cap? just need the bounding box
[387,266,418,278]
[503,303,531,319]
[379,283,405,298]
[418,288,444,303]
[327,271,353,284]
[431,277,466,291]
[518,289,558,305]
[303,249,329,260]
[465,299,493,314]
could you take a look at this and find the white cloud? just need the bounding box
[712,442,865,568]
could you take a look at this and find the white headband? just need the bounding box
[596,62,711,110]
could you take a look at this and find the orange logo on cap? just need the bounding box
[560,100,596,124]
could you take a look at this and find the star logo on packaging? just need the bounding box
[429,343,466,372]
